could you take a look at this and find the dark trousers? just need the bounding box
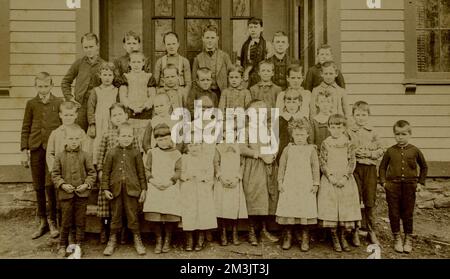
[354,164,377,208]
[75,92,90,132]
[30,146,57,221]
[110,186,140,234]
[59,196,88,246]
[385,181,417,234]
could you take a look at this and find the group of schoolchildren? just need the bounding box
[20,18,428,258]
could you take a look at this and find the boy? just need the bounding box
[156,65,187,110]
[303,44,345,92]
[154,32,192,93]
[275,64,311,119]
[379,120,428,254]
[61,33,104,131]
[192,25,233,101]
[114,31,152,86]
[268,31,291,90]
[240,18,270,88]
[21,72,63,240]
[310,61,349,118]
[187,67,219,117]
[51,126,96,258]
[102,123,147,256]
[347,101,384,246]
[249,60,282,109]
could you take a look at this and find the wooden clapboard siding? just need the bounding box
[340,0,450,164]
[1,0,77,165]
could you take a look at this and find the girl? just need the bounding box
[143,123,182,254]
[317,114,361,252]
[276,120,320,251]
[241,100,279,246]
[96,103,139,244]
[218,65,252,112]
[119,51,157,151]
[87,62,119,165]
[180,130,218,252]
[214,128,248,246]
[310,90,333,153]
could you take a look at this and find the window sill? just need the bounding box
[403,79,450,86]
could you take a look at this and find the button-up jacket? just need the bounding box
[20,94,63,151]
[101,144,147,198]
[52,146,97,200]
[379,144,428,185]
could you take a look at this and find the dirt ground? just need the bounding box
[1,183,449,259]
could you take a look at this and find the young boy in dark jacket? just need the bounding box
[101,123,147,256]
[52,126,96,258]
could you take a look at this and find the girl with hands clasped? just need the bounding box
[276,120,320,252]
[143,123,182,254]
[317,114,361,253]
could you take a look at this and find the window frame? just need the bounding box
[404,0,450,85]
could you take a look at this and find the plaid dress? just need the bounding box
[96,126,139,218]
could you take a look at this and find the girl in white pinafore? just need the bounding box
[214,140,248,246]
[276,120,320,251]
[87,62,119,165]
[180,139,218,252]
[143,123,182,254]
[317,114,361,253]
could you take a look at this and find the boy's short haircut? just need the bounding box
[287,64,303,77]
[153,123,172,138]
[246,99,265,110]
[288,119,310,137]
[393,120,412,134]
[118,122,133,135]
[284,88,303,103]
[129,50,146,61]
[109,102,127,116]
[65,125,84,139]
[258,60,274,70]
[163,32,179,43]
[59,101,79,113]
[34,72,53,86]
[248,17,263,27]
[123,31,141,44]
[320,61,338,73]
[81,33,99,45]
[228,65,244,76]
[328,114,347,127]
[197,67,212,78]
[352,101,370,115]
[163,64,179,76]
[273,31,288,41]
[202,25,218,36]
[317,44,332,54]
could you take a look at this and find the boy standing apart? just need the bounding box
[303,44,345,92]
[102,123,147,256]
[268,31,291,90]
[240,18,270,88]
[347,101,384,246]
[21,72,63,240]
[250,60,282,109]
[52,127,96,258]
[154,32,192,93]
[192,25,233,101]
[379,120,428,254]
[61,33,104,131]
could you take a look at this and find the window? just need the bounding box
[405,0,450,84]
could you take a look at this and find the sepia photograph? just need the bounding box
[0,0,449,265]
